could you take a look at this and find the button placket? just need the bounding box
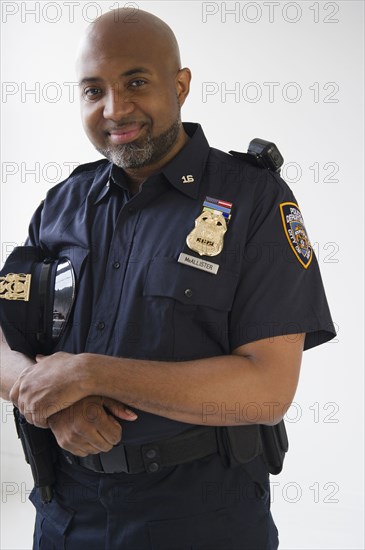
[87,205,140,352]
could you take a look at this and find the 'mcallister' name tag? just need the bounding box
[178,253,219,275]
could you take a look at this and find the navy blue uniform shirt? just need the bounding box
[27,123,336,444]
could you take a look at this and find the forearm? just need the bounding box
[83,353,293,426]
[0,329,35,401]
[11,336,303,428]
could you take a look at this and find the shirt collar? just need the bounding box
[161,123,210,199]
[94,122,210,203]
[92,163,129,205]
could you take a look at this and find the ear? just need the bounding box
[175,67,192,107]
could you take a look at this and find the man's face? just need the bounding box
[77,31,189,170]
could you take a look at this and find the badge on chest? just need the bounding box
[186,210,227,257]
[178,197,233,274]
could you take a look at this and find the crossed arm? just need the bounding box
[1,328,305,455]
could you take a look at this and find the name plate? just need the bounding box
[178,253,219,275]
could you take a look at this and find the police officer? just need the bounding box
[1,8,336,549]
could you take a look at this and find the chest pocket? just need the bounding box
[143,257,239,359]
[144,257,239,310]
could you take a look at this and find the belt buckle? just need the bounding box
[99,444,129,474]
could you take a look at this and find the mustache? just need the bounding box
[106,121,149,131]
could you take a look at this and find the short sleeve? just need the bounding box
[229,172,336,351]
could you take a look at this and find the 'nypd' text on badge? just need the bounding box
[178,253,219,274]
[279,202,312,269]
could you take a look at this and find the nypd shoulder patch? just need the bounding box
[279,202,312,269]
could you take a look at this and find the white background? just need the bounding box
[1,1,364,548]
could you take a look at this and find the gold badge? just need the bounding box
[0,273,31,301]
[186,211,227,257]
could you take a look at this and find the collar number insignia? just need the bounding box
[0,273,32,301]
[186,197,233,257]
[279,202,312,269]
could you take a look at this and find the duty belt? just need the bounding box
[62,426,219,474]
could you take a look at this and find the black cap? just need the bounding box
[0,247,75,357]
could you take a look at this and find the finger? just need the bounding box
[23,409,49,428]
[72,409,120,451]
[72,449,90,457]
[93,409,122,446]
[85,429,118,452]
[9,381,20,406]
[55,427,115,455]
[77,441,111,455]
[35,354,46,363]
[103,398,138,421]
[61,442,109,457]
[49,401,116,451]
[30,401,51,427]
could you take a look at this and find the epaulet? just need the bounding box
[229,138,284,173]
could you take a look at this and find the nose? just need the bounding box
[103,85,135,121]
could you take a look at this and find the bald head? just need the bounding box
[76,8,181,75]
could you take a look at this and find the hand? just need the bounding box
[9,352,91,427]
[48,395,138,456]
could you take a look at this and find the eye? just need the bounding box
[83,87,102,100]
[128,79,147,89]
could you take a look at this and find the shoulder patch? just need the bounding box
[279,202,312,269]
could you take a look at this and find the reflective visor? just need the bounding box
[52,259,75,342]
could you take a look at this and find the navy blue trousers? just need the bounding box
[30,452,279,549]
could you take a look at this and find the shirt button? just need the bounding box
[146,449,157,459]
[97,321,105,330]
[147,462,160,473]
[184,288,193,298]
[113,261,120,269]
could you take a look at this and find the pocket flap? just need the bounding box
[29,487,74,536]
[144,258,239,311]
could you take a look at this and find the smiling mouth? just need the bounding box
[107,124,145,145]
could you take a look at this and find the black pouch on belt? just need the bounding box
[216,424,262,468]
[259,420,289,475]
[217,421,288,474]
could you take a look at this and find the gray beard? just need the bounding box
[97,119,182,169]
